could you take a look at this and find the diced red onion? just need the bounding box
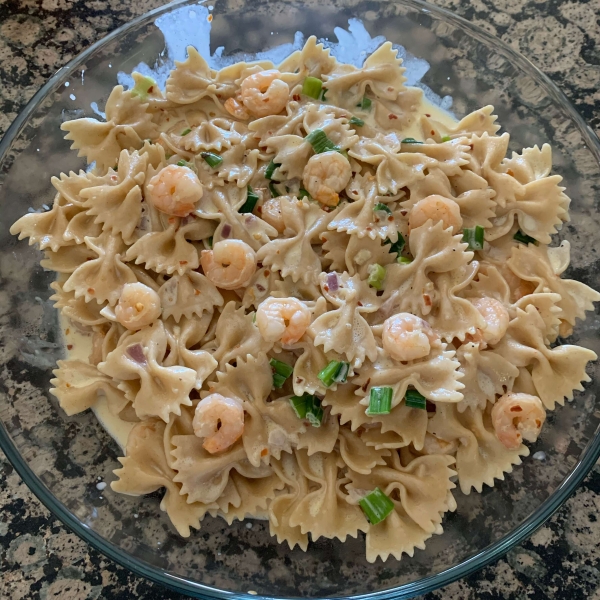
[222,223,232,238]
[327,272,339,292]
[126,343,147,365]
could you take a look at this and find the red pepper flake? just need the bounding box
[264,270,270,277]
[261,448,269,457]
[180,261,188,266]
[293,94,301,101]
[431,130,435,135]
[67,344,73,350]
[507,168,515,177]
[423,294,432,307]
[323,284,329,292]
[65,382,71,388]
[194,289,201,295]
[357,301,363,307]
[87,287,95,294]
[389,114,398,120]
[352,189,358,195]
[425,113,431,117]
[388,216,394,222]
[148,86,154,93]
[256,206,262,213]
[207,13,213,22]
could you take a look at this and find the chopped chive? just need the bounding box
[265,160,281,180]
[462,225,485,251]
[180,128,192,136]
[269,181,282,198]
[273,373,287,388]
[289,393,324,427]
[270,358,293,379]
[441,135,451,142]
[318,360,350,387]
[385,235,405,255]
[367,263,386,290]
[130,75,156,100]
[367,386,393,415]
[298,188,311,200]
[201,152,223,168]
[513,230,538,245]
[357,96,372,111]
[405,389,427,410]
[359,488,395,524]
[302,76,323,99]
[401,137,423,144]
[305,128,340,154]
[373,202,392,215]
[239,185,260,214]
[397,256,413,264]
[349,116,364,127]
[176,159,188,167]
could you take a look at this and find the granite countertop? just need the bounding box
[1,0,599,598]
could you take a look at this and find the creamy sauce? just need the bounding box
[58,95,457,453]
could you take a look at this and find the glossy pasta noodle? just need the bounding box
[11,37,600,562]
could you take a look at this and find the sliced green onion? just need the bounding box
[302,76,323,99]
[357,96,372,111]
[401,137,423,144]
[349,116,365,127]
[318,360,350,387]
[385,235,405,255]
[367,386,393,415]
[320,87,328,102]
[514,230,538,245]
[180,128,192,136]
[405,389,427,410]
[298,188,311,200]
[397,256,413,264]
[289,393,323,427]
[207,236,213,248]
[269,181,282,198]
[270,358,293,379]
[272,373,287,388]
[441,135,451,142]
[131,75,156,100]
[176,159,188,167]
[367,264,386,290]
[359,488,395,524]
[305,128,340,154]
[373,203,392,215]
[201,152,223,169]
[462,225,485,251]
[265,160,281,180]
[239,185,260,214]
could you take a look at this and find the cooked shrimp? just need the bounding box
[491,392,546,450]
[256,297,311,345]
[200,239,257,290]
[260,197,285,233]
[224,96,250,120]
[470,297,509,345]
[193,393,244,453]
[114,283,161,330]
[240,70,289,117]
[145,164,203,217]
[409,194,463,234]
[382,313,439,362]
[421,432,459,455]
[302,150,352,207]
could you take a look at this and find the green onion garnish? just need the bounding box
[201,152,223,169]
[367,264,386,290]
[269,181,282,198]
[514,230,538,245]
[320,88,328,102]
[265,160,281,180]
[130,75,156,100]
[305,128,340,154]
[385,235,405,255]
[289,393,324,427]
[270,358,293,389]
[441,135,451,142]
[367,386,393,415]
[401,137,423,144]
[239,185,260,214]
[462,226,484,251]
[302,76,323,99]
[176,159,188,167]
[207,236,213,248]
[349,116,364,127]
[397,256,413,264]
[317,360,350,387]
[298,188,311,200]
[180,128,192,136]
[359,488,395,524]
[373,202,392,215]
[405,389,427,410]
[357,96,372,111]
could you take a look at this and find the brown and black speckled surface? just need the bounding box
[1,0,600,599]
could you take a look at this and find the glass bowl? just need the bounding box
[1,0,599,598]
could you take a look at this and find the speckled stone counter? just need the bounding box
[1,0,599,599]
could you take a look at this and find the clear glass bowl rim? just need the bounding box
[1,0,599,598]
